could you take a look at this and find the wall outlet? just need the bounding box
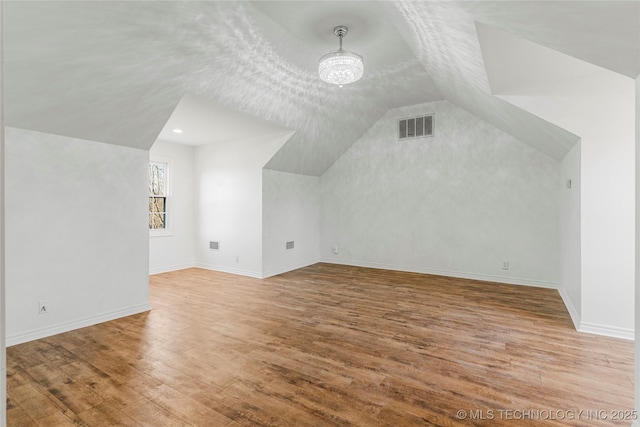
[38,301,49,315]
[235,255,239,263]
[502,261,510,270]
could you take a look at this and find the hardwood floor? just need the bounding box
[7,264,634,426]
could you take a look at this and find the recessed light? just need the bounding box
[172,129,183,134]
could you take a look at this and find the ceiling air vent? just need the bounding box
[398,114,434,140]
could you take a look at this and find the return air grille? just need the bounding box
[286,241,295,250]
[398,114,434,140]
[209,241,220,250]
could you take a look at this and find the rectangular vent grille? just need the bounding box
[286,241,294,250]
[398,114,434,140]
[209,241,220,250]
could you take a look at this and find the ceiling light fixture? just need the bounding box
[172,129,183,134]
[318,26,363,88]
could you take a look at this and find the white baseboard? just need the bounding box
[149,263,195,275]
[320,259,635,341]
[557,287,581,330]
[176,259,319,280]
[6,302,152,347]
[578,322,634,341]
[557,287,634,340]
[262,258,320,279]
[320,258,558,289]
[195,263,263,279]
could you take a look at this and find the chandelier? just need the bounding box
[318,26,364,87]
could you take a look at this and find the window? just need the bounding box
[149,161,168,230]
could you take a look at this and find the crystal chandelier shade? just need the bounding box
[318,26,363,87]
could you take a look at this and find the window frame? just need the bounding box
[149,158,173,237]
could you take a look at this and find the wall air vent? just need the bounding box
[398,114,434,140]
[209,241,220,251]
[286,241,295,250]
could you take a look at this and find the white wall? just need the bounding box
[5,127,151,345]
[559,142,581,326]
[149,140,195,274]
[262,169,320,278]
[501,70,635,339]
[0,2,6,420]
[320,101,560,287]
[634,74,639,427]
[194,131,293,278]
[484,28,636,339]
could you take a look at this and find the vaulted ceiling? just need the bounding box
[4,1,639,176]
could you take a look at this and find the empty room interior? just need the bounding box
[2,1,640,426]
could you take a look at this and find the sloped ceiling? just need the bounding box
[156,92,293,146]
[4,1,442,175]
[476,22,607,96]
[380,1,639,161]
[4,1,639,175]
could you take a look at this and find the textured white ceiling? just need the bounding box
[156,92,292,146]
[249,1,417,73]
[477,22,604,96]
[379,0,639,161]
[470,1,640,80]
[4,1,638,175]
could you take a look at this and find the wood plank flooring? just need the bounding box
[7,264,634,426]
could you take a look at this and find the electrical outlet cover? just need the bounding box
[38,301,49,314]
